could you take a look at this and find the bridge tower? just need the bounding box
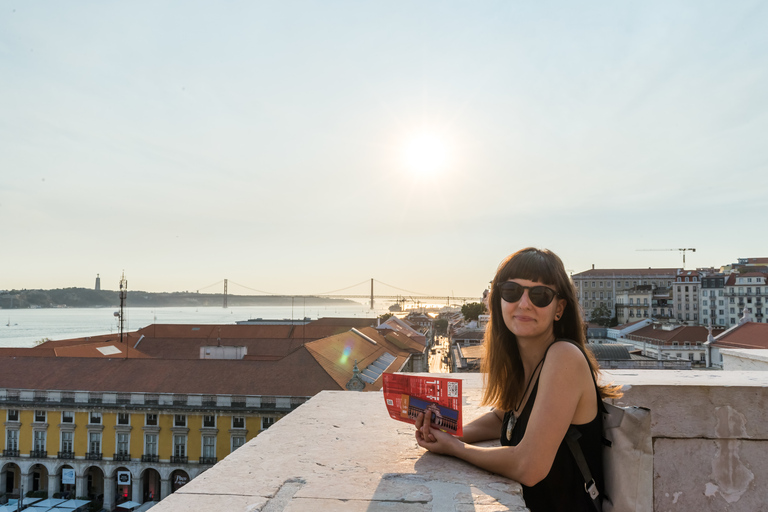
[370,278,374,310]
[223,279,228,309]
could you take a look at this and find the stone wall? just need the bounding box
[606,369,768,511]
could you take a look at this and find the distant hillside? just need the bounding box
[0,288,357,309]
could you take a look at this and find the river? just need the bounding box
[0,302,386,348]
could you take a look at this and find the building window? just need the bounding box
[145,434,158,456]
[7,410,19,422]
[232,436,246,452]
[89,412,102,425]
[174,415,187,427]
[261,417,275,430]
[117,433,130,455]
[146,414,158,426]
[6,429,19,451]
[33,431,47,451]
[202,436,216,458]
[61,432,75,453]
[173,435,187,457]
[117,413,130,425]
[89,432,102,454]
[62,411,74,423]
[61,431,74,452]
[232,416,245,429]
[203,415,216,428]
[34,410,47,423]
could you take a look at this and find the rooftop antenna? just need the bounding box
[636,248,696,268]
[118,271,127,346]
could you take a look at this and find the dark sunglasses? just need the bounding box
[498,281,559,307]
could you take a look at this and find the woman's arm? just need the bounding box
[415,342,596,486]
[457,409,504,443]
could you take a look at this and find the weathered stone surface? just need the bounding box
[605,370,768,439]
[654,438,765,511]
[152,374,527,512]
[151,370,768,512]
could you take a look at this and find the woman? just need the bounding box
[415,248,620,511]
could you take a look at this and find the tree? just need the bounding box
[461,302,487,322]
[589,303,613,327]
[433,318,448,335]
[378,312,393,322]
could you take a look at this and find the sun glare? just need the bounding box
[402,132,449,175]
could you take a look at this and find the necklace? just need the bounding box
[506,357,546,441]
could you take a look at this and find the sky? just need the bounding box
[1,1,767,299]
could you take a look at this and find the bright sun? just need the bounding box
[402,132,449,175]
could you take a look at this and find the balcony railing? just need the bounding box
[58,451,75,459]
[85,452,103,460]
[0,388,310,412]
[3,449,19,457]
[30,449,48,458]
[170,456,188,464]
[141,454,159,463]
[199,457,218,465]
[113,453,132,461]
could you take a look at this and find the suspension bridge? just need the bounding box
[195,278,479,309]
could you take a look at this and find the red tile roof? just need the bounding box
[626,325,724,345]
[0,350,340,396]
[573,268,679,278]
[713,322,768,349]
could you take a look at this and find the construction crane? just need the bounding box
[636,248,696,268]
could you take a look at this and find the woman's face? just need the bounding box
[499,278,566,341]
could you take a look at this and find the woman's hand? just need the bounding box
[414,412,461,455]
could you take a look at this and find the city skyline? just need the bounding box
[2,1,767,296]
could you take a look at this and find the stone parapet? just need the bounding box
[151,370,768,511]
[152,373,527,511]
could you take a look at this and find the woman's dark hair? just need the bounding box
[481,247,620,411]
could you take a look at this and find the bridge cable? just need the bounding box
[373,279,431,297]
[227,280,281,296]
[196,280,224,292]
[316,279,372,296]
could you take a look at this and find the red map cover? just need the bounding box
[382,373,463,436]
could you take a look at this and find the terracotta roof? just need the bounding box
[459,345,485,360]
[307,317,377,327]
[713,322,768,349]
[0,347,57,357]
[736,272,767,278]
[573,268,678,278]
[54,342,152,359]
[626,325,723,345]
[0,351,340,396]
[303,328,409,391]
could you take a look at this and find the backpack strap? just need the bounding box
[554,338,604,512]
[566,427,602,512]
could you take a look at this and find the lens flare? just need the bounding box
[340,344,353,364]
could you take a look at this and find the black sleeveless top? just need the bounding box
[500,345,604,512]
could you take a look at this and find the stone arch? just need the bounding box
[169,469,190,493]
[82,464,106,501]
[27,462,50,493]
[1,462,22,496]
[140,467,161,503]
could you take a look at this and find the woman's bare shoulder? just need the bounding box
[544,341,590,373]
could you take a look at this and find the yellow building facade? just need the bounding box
[1,392,296,510]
